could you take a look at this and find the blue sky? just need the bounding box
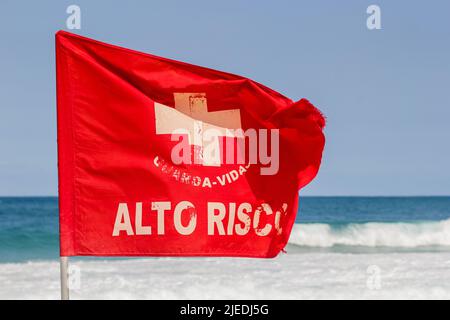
[0,0,449,196]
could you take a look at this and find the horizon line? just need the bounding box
[0,195,449,198]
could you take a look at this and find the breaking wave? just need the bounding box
[289,219,450,248]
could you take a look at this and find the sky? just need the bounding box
[0,0,449,196]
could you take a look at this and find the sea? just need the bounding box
[1,196,450,299]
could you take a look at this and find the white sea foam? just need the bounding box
[2,221,450,299]
[1,253,450,299]
[289,219,450,248]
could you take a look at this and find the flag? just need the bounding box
[56,31,325,258]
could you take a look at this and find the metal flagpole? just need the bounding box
[60,256,70,300]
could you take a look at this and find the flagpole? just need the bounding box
[60,256,69,300]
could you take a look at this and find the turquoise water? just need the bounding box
[298,196,450,224]
[0,197,58,262]
[1,197,450,262]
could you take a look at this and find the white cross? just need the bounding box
[154,93,242,166]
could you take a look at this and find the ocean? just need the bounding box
[1,196,450,299]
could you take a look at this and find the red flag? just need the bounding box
[56,31,325,258]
